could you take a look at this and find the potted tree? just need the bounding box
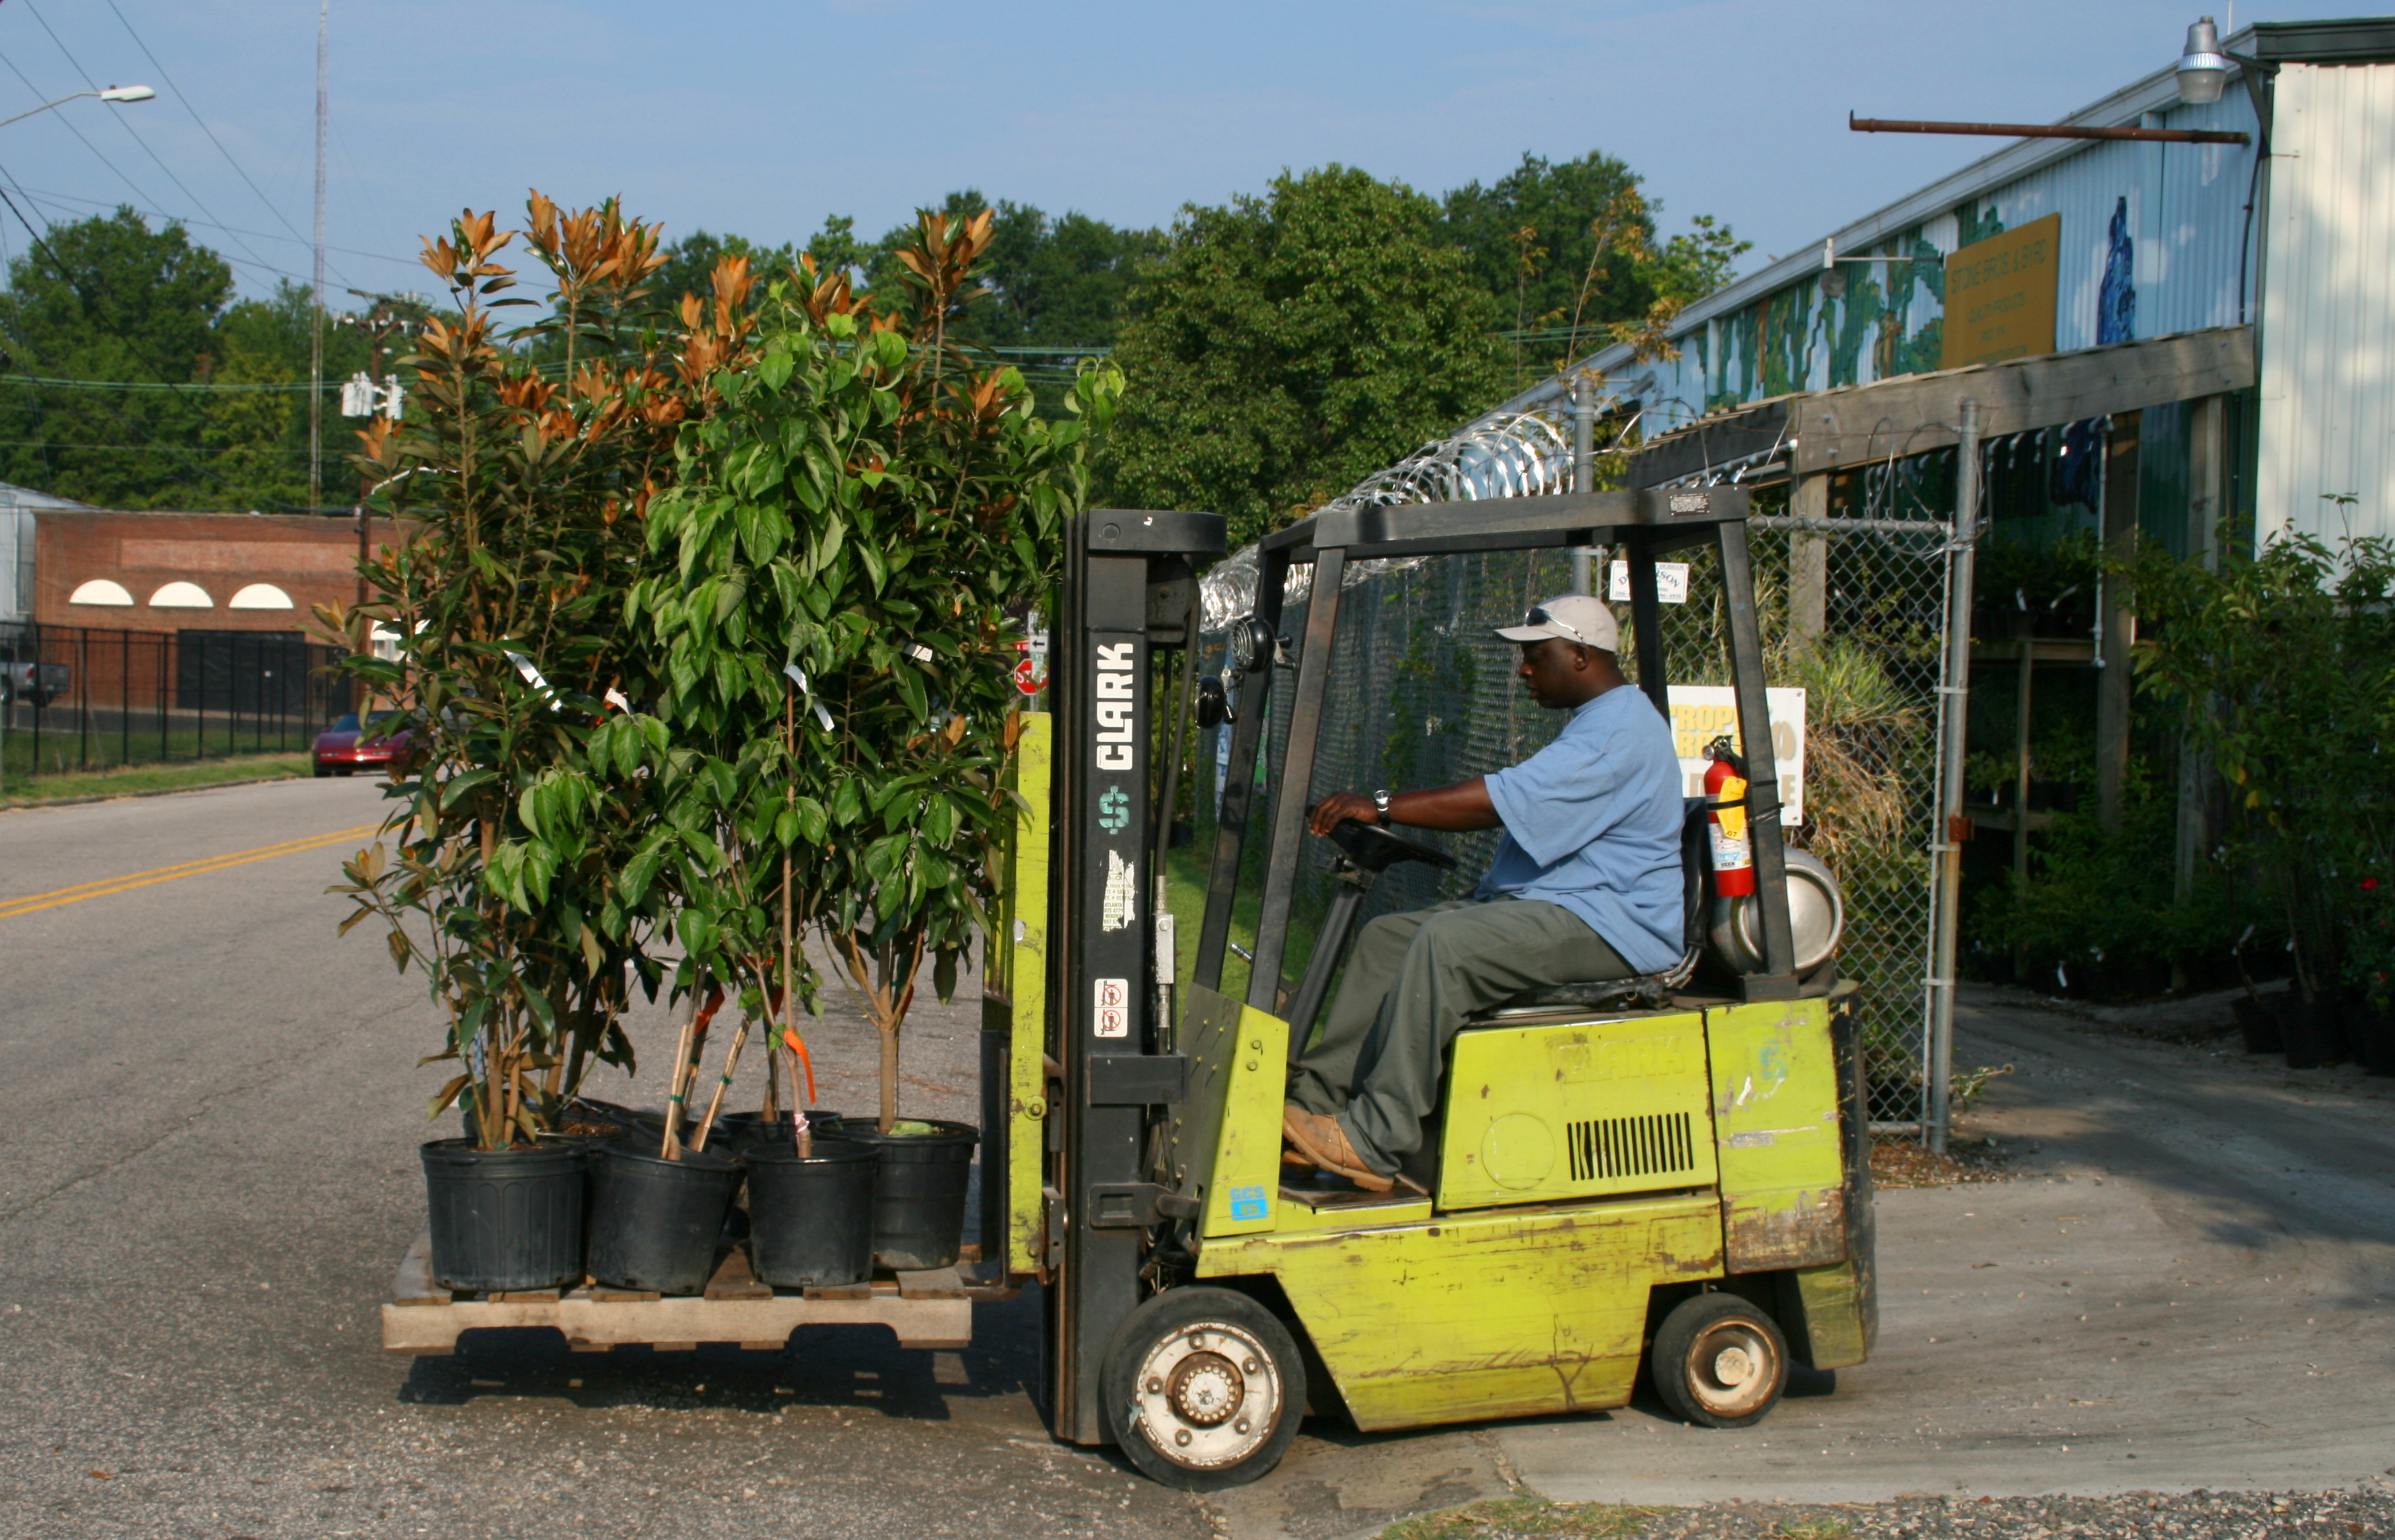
[637,208,1117,1272]
[330,197,705,1291]
[2118,529,2395,1066]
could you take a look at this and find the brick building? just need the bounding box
[31,507,394,633]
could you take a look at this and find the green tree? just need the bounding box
[1442,151,1748,377]
[0,207,231,507]
[638,208,1115,1130]
[208,279,372,509]
[649,229,797,322]
[1104,164,1508,551]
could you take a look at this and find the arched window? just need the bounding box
[148,581,215,608]
[229,583,295,610]
[69,579,135,606]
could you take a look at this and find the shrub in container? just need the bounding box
[637,212,1114,1274]
[329,198,709,1291]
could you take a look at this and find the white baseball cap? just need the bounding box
[1493,594,1619,653]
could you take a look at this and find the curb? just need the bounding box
[0,769,314,813]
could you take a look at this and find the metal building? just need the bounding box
[1487,15,2395,552]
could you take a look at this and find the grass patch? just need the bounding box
[1381,1498,1654,1540]
[0,752,314,807]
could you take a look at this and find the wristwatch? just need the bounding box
[1371,789,1393,825]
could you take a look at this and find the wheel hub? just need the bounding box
[1689,1321,1779,1418]
[1167,1352,1245,1425]
[1132,1323,1280,1470]
[1711,1345,1755,1387]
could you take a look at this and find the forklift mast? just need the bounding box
[1043,509,1226,1443]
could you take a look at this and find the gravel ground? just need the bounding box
[1383,1489,2395,1539]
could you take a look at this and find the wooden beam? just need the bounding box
[1788,476,1829,653]
[1628,328,2255,486]
[1796,330,2250,476]
[1627,399,1794,487]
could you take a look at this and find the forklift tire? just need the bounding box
[1650,1291,1790,1429]
[1100,1287,1307,1491]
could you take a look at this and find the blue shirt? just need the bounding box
[1473,685,1685,974]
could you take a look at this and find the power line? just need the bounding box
[100,0,329,268]
[12,0,297,288]
[0,180,235,491]
[0,178,416,270]
[0,172,335,291]
[0,46,173,238]
[0,372,330,392]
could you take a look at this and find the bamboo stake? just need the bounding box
[770,686,795,1127]
[690,1018,751,1152]
[657,991,703,1160]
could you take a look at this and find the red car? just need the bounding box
[313,711,411,777]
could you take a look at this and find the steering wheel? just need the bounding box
[1324,817,1457,874]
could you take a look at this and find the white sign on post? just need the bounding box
[1666,686,1805,826]
[1608,561,1691,605]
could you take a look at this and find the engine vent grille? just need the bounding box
[1567,1111,1697,1184]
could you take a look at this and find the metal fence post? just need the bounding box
[1926,399,1983,1153]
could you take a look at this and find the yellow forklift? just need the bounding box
[982,489,1876,1490]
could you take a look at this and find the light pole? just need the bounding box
[0,84,155,132]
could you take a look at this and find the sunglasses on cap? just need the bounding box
[1522,605,1595,647]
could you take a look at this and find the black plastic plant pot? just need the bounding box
[2342,1000,2395,1077]
[713,1109,847,1155]
[2279,996,2347,1070]
[585,1140,745,1295]
[745,1138,877,1287]
[2232,994,2282,1054]
[419,1138,589,1293]
[842,1119,980,1270]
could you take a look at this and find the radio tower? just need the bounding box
[309,0,327,512]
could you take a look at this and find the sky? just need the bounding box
[0,0,2341,314]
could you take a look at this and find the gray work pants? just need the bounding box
[1288,897,1632,1173]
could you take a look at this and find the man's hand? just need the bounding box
[1309,779,1502,836]
[1309,791,1378,837]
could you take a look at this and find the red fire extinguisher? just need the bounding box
[1703,735,1757,897]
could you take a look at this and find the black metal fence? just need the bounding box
[0,621,346,784]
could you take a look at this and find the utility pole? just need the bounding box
[309,0,327,513]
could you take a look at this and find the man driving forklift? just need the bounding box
[1281,593,1685,1191]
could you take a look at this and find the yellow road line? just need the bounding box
[0,823,381,921]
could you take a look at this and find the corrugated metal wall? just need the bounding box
[2256,62,2395,545]
[1619,86,2265,444]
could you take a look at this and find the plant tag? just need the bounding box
[782,662,836,733]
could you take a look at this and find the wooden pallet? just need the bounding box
[380,1232,1015,1356]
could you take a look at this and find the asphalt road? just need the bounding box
[0,778,1209,1540]
[3,778,2391,1540]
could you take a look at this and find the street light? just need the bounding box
[0,84,155,131]
[2176,17,2234,105]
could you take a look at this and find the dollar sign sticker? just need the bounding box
[1097,785,1130,833]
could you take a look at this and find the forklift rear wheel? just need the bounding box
[1650,1292,1789,1428]
[1101,1287,1306,1491]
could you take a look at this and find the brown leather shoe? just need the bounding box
[1281,1103,1393,1192]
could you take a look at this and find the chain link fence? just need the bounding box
[1202,506,1955,1125]
[0,620,346,786]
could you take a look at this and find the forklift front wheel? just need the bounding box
[1101,1287,1307,1490]
[1650,1292,1790,1429]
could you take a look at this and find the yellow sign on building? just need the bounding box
[1942,213,2060,368]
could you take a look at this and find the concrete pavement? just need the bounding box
[5,778,2392,1539]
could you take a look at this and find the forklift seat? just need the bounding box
[1463,799,1710,1023]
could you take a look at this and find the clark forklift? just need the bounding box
[980,490,1876,1490]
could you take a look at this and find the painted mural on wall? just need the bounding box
[2097,195,2137,345]
[1654,86,2256,438]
